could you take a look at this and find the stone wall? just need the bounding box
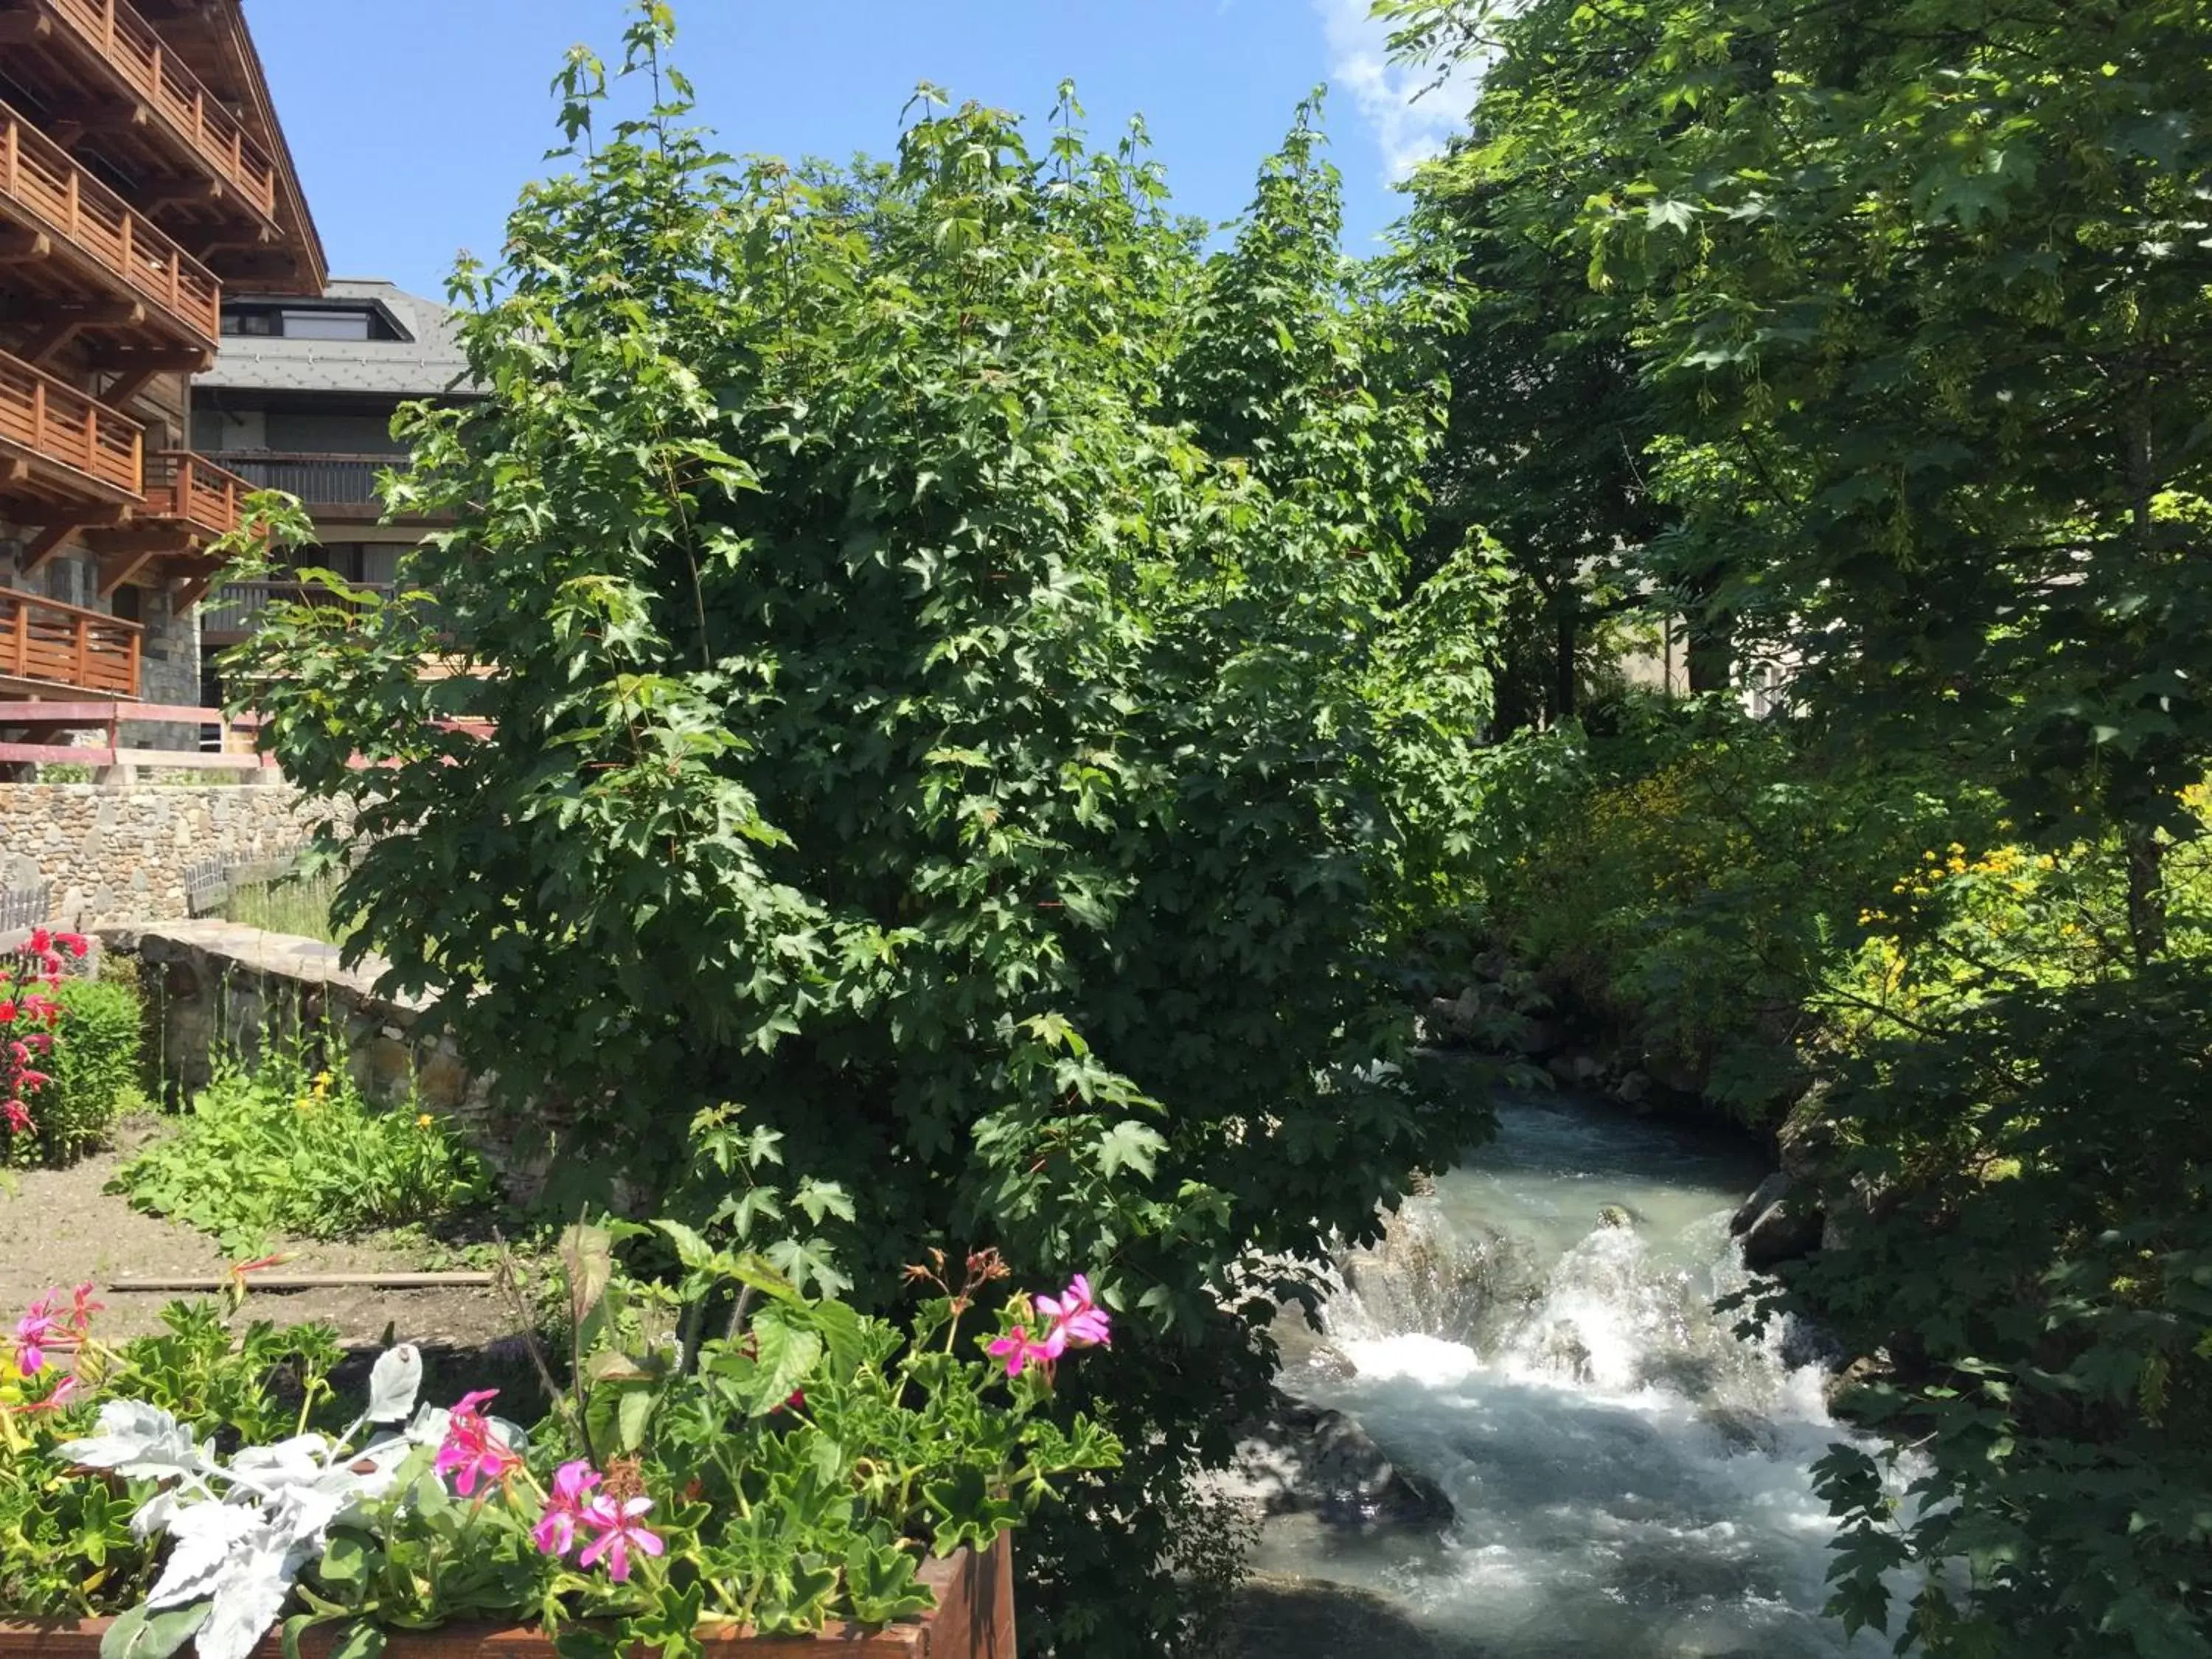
[0,783,333,927]
[97,919,524,1175]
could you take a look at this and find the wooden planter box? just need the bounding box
[0,1538,1012,1659]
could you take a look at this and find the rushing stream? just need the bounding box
[1259,1090,1896,1658]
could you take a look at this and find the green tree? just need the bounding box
[1391,29,1676,731]
[1392,1,2212,1651]
[235,12,1492,1650]
[1395,0,2212,952]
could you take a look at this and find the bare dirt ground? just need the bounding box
[0,1116,527,1352]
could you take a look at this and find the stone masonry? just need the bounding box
[0,783,335,927]
[96,920,554,1198]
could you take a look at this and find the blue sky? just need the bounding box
[244,0,1478,300]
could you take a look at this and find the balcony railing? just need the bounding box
[0,97,220,346]
[0,347,141,498]
[0,585,139,696]
[210,451,390,510]
[142,449,246,538]
[29,0,279,219]
[201,579,396,637]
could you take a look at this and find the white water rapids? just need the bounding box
[1259,1093,1903,1658]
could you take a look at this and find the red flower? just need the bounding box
[0,1002,14,1026]
[24,930,48,956]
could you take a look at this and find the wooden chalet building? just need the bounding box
[0,0,323,749]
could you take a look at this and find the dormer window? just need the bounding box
[220,302,407,341]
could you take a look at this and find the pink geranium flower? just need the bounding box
[66,1283,101,1338]
[532,1458,602,1558]
[14,1293,61,1375]
[578,1495,664,1582]
[434,1388,521,1496]
[986,1323,1067,1379]
[20,1373,76,1413]
[1,1101,31,1136]
[1034,1273,1112,1350]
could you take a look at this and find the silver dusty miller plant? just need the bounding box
[58,1345,517,1659]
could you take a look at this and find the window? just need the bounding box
[279,309,373,341]
[218,305,403,341]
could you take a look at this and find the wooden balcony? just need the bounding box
[140,448,243,538]
[0,346,142,504]
[0,97,220,352]
[0,0,281,230]
[0,585,139,697]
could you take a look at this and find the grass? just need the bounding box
[223,870,358,946]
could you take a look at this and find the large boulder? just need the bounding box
[1729,1171,1792,1237]
[1740,1191,1824,1271]
[1221,1395,1453,1529]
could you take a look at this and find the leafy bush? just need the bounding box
[28,977,143,1165]
[1762,969,2212,1657]
[1475,702,1967,1113]
[233,13,1493,1649]
[113,1040,493,1253]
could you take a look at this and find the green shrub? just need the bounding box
[112,1037,493,1253]
[1760,968,2212,1656]
[1476,701,1969,1114]
[25,978,142,1166]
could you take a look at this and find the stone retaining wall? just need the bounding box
[90,921,561,1199]
[0,784,333,927]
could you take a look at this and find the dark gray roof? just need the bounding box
[196,279,477,399]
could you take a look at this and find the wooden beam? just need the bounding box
[41,299,148,327]
[96,547,164,594]
[15,299,147,365]
[85,528,192,556]
[89,345,209,373]
[21,524,76,574]
[203,251,305,282]
[170,573,215,616]
[43,96,147,136]
[16,319,81,366]
[0,742,116,766]
[24,508,136,574]
[91,347,209,406]
[0,12,52,46]
[0,226,50,262]
[142,180,226,213]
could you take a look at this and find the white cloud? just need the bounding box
[1312,0,1484,180]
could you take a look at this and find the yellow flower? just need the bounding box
[416,1113,434,1129]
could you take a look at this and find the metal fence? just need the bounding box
[215,452,389,507]
[0,883,51,931]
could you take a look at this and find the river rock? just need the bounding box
[1823,1353,1891,1420]
[1226,1573,1464,1659]
[1511,1017,1562,1057]
[1222,1396,1454,1528]
[1729,1172,1792,1237]
[1740,1192,1823,1271]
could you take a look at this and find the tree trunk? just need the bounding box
[1686,613,1733,695]
[1552,591,1579,724]
[2125,823,2168,966]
